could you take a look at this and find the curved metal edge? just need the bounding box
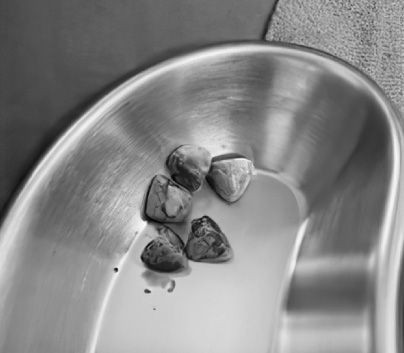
[374,99,404,353]
[0,40,395,229]
[0,41,402,352]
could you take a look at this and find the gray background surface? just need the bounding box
[0,0,276,214]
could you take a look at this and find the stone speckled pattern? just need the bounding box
[145,174,192,223]
[185,215,233,263]
[140,224,187,272]
[207,157,254,203]
[166,145,212,192]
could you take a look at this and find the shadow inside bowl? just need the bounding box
[0,43,402,353]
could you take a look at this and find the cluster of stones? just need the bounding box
[141,145,254,272]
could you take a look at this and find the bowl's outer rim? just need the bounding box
[0,41,401,227]
[0,41,403,353]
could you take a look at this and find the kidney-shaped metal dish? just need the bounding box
[0,43,403,353]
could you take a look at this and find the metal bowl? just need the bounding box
[0,42,403,353]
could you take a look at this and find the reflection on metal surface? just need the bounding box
[0,43,403,353]
[96,172,301,353]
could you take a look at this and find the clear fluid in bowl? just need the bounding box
[95,171,302,353]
